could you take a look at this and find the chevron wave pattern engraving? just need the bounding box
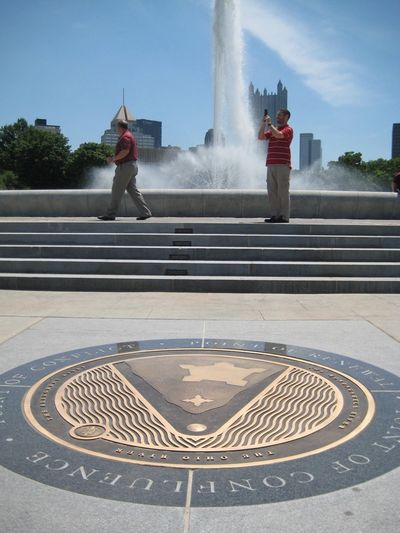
[58,365,183,448]
[57,364,340,451]
[202,368,339,448]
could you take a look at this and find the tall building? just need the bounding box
[299,134,313,170]
[248,80,288,127]
[34,118,61,134]
[204,128,225,147]
[101,104,134,146]
[310,139,322,167]
[101,104,161,149]
[204,129,214,146]
[136,119,162,148]
[299,133,322,170]
[392,123,400,158]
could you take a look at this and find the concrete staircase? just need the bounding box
[0,219,399,292]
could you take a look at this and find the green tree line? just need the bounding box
[0,118,113,190]
[296,151,400,191]
[326,151,400,191]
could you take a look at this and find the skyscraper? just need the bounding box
[204,129,214,146]
[299,134,313,170]
[204,128,225,147]
[136,119,162,148]
[392,123,400,158]
[248,80,288,127]
[101,105,134,146]
[310,139,322,168]
[101,104,161,149]
[299,133,322,170]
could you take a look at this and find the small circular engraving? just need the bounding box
[70,425,107,440]
[187,424,208,432]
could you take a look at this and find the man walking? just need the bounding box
[98,120,152,221]
[258,109,293,223]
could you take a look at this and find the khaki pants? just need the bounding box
[106,161,152,218]
[266,164,291,219]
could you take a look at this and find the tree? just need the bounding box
[364,157,400,190]
[0,118,29,173]
[331,151,363,168]
[67,142,113,187]
[326,152,400,191]
[14,127,71,189]
[0,170,18,190]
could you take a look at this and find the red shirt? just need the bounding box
[115,130,138,164]
[264,124,293,167]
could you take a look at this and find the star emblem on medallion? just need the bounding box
[183,394,214,407]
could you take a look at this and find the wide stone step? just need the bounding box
[1,244,400,262]
[0,272,399,293]
[1,220,400,236]
[1,232,399,248]
[1,218,398,293]
[0,258,399,277]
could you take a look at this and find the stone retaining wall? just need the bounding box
[0,189,399,219]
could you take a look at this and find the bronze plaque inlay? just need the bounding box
[23,348,374,469]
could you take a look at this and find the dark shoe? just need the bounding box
[136,215,152,220]
[278,216,290,223]
[264,216,278,223]
[97,215,115,221]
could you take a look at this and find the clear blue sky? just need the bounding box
[0,0,399,168]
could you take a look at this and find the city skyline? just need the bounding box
[0,0,399,169]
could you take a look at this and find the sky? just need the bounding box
[0,0,399,169]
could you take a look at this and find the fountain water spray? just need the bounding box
[213,0,254,147]
[88,0,265,190]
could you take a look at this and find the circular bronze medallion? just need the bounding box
[0,338,399,507]
[23,347,374,468]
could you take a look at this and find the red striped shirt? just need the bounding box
[264,124,293,167]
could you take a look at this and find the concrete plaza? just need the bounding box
[0,289,399,533]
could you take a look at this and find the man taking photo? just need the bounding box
[258,109,293,223]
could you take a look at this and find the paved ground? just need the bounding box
[1,290,399,533]
[1,216,400,224]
